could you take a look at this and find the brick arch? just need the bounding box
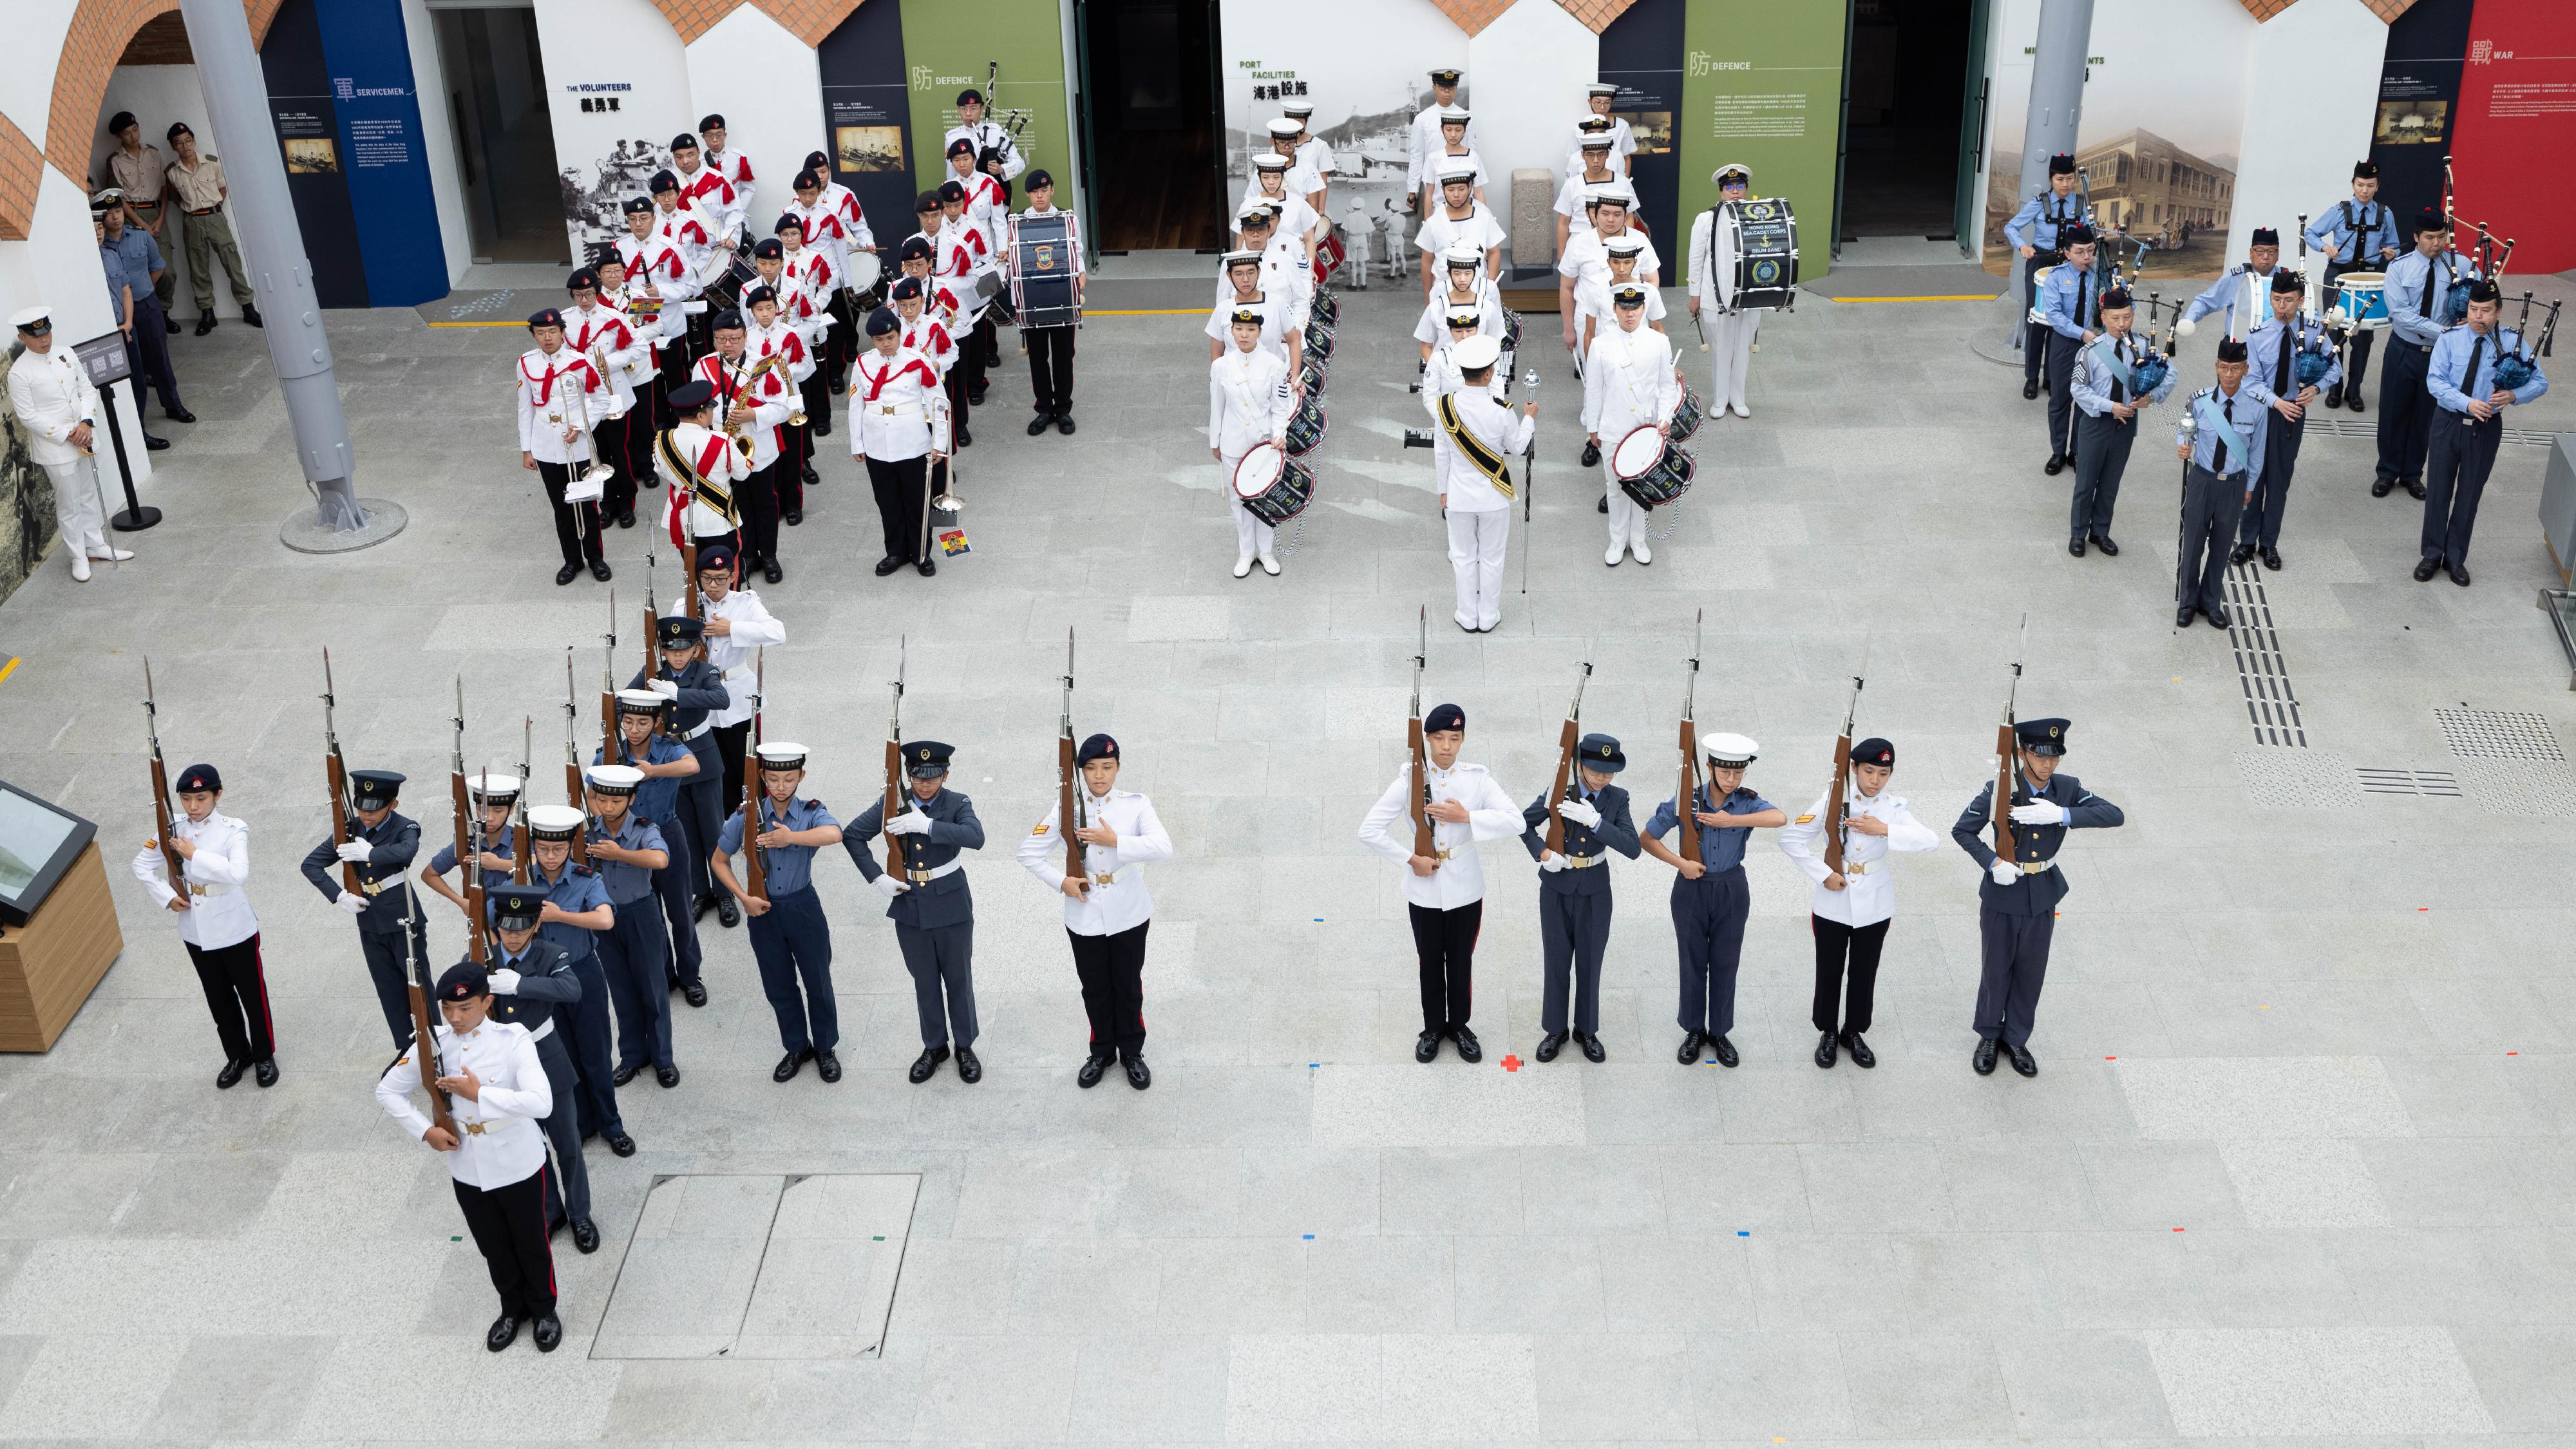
[43,0,284,191]
[649,0,871,48]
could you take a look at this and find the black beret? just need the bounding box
[773,213,804,234]
[2354,160,2378,180]
[2250,227,2279,247]
[948,137,977,158]
[1852,737,1894,768]
[176,763,222,792]
[866,307,900,336]
[890,277,924,301]
[1076,733,1120,764]
[697,542,736,572]
[650,169,679,193]
[622,196,654,214]
[591,243,622,267]
[669,133,699,152]
[804,149,830,172]
[914,191,944,213]
[792,170,822,191]
[567,268,598,291]
[166,122,193,142]
[2468,278,2501,303]
[2216,337,2248,363]
[666,379,715,411]
[958,88,984,105]
[436,963,490,1001]
[743,283,777,307]
[699,113,726,132]
[1425,703,1466,734]
[710,307,746,332]
[2416,205,2447,233]
[2271,269,2304,294]
[1027,168,1054,189]
[108,111,137,135]
[2061,223,2096,247]
[898,236,934,261]
[2049,152,2076,175]
[527,308,564,330]
[938,180,967,203]
[752,238,782,258]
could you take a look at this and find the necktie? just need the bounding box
[2110,339,2128,404]
[2418,257,2439,319]
[2214,393,2234,474]
[2273,326,2293,397]
[2076,274,2089,334]
[2464,333,2487,410]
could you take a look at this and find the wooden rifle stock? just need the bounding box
[1407,607,1434,858]
[564,652,591,867]
[320,649,361,893]
[885,637,911,875]
[1059,628,1086,884]
[741,654,768,902]
[1993,617,2028,860]
[1823,636,1868,876]
[403,895,457,1138]
[1541,659,1594,855]
[142,660,190,898]
[1676,612,1702,862]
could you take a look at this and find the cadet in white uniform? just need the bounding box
[1414,245,1506,363]
[657,379,750,562]
[1209,306,1296,578]
[1017,733,1174,1090]
[1208,250,1302,372]
[135,761,271,1087]
[1358,701,1522,1062]
[1557,187,1659,365]
[1414,163,1505,296]
[1573,233,1667,357]
[1555,135,1624,255]
[849,306,954,578]
[1686,164,1763,419]
[516,307,612,585]
[698,551,788,808]
[1241,155,1321,254]
[1583,284,1681,566]
[1584,84,1636,175]
[377,963,562,1353]
[1406,69,1475,216]
[6,306,128,581]
[1430,335,1537,632]
[1419,305,1508,420]
[1280,100,1336,205]
[1776,737,1938,1068]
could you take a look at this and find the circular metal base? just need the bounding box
[280,498,408,554]
[1967,292,2033,369]
[111,506,163,532]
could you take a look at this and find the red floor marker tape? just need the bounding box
[1501,1055,1521,1072]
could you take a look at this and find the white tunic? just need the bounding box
[1018,788,1174,936]
[131,810,258,949]
[1419,339,1509,425]
[515,346,608,465]
[701,587,787,729]
[1430,390,1533,513]
[693,352,792,471]
[1208,346,1293,457]
[1555,171,1625,241]
[1358,761,1523,910]
[1406,106,1481,194]
[657,421,753,542]
[1559,226,1663,291]
[1775,785,1940,927]
[1415,204,1506,262]
[848,346,951,460]
[1582,323,1680,440]
[376,1018,552,1189]
[1686,204,1754,310]
[564,302,650,409]
[6,346,99,468]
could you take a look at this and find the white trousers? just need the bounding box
[41,459,106,556]
[1604,461,1651,547]
[1445,507,1509,629]
[1219,448,1275,559]
[1707,308,1759,410]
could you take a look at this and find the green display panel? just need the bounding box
[900,0,1069,200]
[1678,0,1852,281]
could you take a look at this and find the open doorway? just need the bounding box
[1839,0,1973,241]
[1074,0,1223,253]
[432,5,564,263]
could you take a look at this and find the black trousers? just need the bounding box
[455,1166,556,1320]
[2070,409,2134,539]
[2374,338,2436,485]
[976,314,1002,370]
[2021,257,2049,383]
[2324,264,2376,392]
[713,720,750,808]
[1406,900,1480,1034]
[826,290,859,378]
[536,460,605,569]
[594,411,640,521]
[943,361,972,439]
[358,927,414,1048]
[2421,411,2504,566]
[1070,921,1150,1059]
[187,934,273,1062]
[1810,916,1889,1036]
[2177,464,2246,614]
[660,326,696,392]
[776,429,808,516]
[124,296,185,412]
[1025,324,1076,413]
[799,364,833,440]
[736,460,781,567]
[864,453,932,564]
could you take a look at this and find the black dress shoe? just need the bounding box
[241,305,262,328]
[1124,1054,1151,1090]
[1078,1053,1111,1088]
[799,466,818,486]
[2204,603,2230,628]
[573,1218,601,1254]
[1535,1031,1567,1063]
[783,509,802,527]
[2043,453,2065,476]
[774,1048,811,1083]
[910,1045,951,1083]
[2175,605,2196,627]
[762,559,782,584]
[956,1045,981,1083]
[1450,1025,1482,1063]
[1973,1037,2000,1075]
[254,1058,278,1088]
[2412,556,2442,582]
[656,1064,680,1088]
[1577,1031,1605,1063]
[1841,1031,1876,1068]
[2324,384,2343,410]
[144,433,170,451]
[1710,1034,1739,1068]
[1596,495,1608,513]
[717,896,741,928]
[2346,392,2363,413]
[533,1314,563,1352]
[2023,378,2040,399]
[165,407,196,423]
[954,424,973,448]
[2262,546,2282,571]
[2068,536,2085,558]
[611,1064,640,1088]
[2449,562,2471,587]
[486,1314,521,1352]
[216,1057,248,1089]
[616,509,636,529]
[967,386,989,407]
[2230,542,2254,565]
[1028,413,1052,436]
[607,1132,637,1157]
[875,555,904,576]
[1580,440,1601,468]
[164,314,181,336]
[2407,480,2427,500]
[694,893,719,922]
[1055,413,1075,435]
[2091,533,2119,556]
[1676,1030,1707,1065]
[1416,1030,1443,1063]
[194,312,216,337]
[683,980,707,1008]
[2008,1043,2039,1077]
[591,560,613,582]
[556,562,590,586]
[2371,477,2396,498]
[1814,1031,1837,1068]
[916,558,936,578]
[816,1049,842,1083]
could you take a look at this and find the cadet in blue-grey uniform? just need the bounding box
[2037,223,2103,475]
[2416,277,2549,588]
[419,771,518,920]
[2004,152,2086,399]
[1951,717,2125,1077]
[714,740,846,1083]
[1519,732,1641,1063]
[300,768,425,1048]
[630,615,733,926]
[2173,337,2266,629]
[844,739,989,1084]
[477,880,601,1255]
[1638,732,1784,1067]
[2179,226,2285,341]
[598,690,705,1005]
[2066,286,2175,557]
[2375,206,2477,500]
[2231,269,2342,572]
[582,764,677,1088]
[524,804,627,1155]
[2304,160,2400,411]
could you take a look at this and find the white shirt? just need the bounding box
[653,200,723,306]
[1563,118,1635,180]
[1209,346,1293,457]
[701,587,786,728]
[1238,182,1320,247]
[131,810,257,949]
[1560,226,1662,289]
[1575,269,1667,339]
[777,249,838,348]
[694,351,792,471]
[1686,204,1747,309]
[849,345,951,459]
[672,162,743,245]
[6,346,99,468]
[616,233,698,312]
[945,120,1026,182]
[1413,285,1505,348]
[703,145,755,220]
[1206,290,1298,368]
[515,346,607,464]
[1294,135,1335,179]
[1018,788,1174,936]
[1210,243,1314,318]
[658,420,753,541]
[781,197,855,289]
[1430,390,1533,513]
[565,302,650,408]
[746,316,813,389]
[1416,204,1506,261]
[1423,147,1490,193]
[1582,322,1680,439]
[1358,761,1523,909]
[1555,171,1625,240]
[376,1018,552,1190]
[1776,784,1939,927]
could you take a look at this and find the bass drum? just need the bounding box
[844,250,887,312]
[1232,441,1316,527]
[1310,285,1340,329]
[1727,198,1799,310]
[1611,425,1694,509]
[1668,383,1704,444]
[1306,308,1337,363]
[1283,389,1327,457]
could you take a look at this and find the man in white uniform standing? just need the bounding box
[1686,164,1761,419]
[1429,336,1535,633]
[1358,701,1522,1063]
[1583,285,1681,567]
[6,306,129,581]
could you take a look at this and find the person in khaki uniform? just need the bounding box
[162,124,262,335]
[102,112,176,321]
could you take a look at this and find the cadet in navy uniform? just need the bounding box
[582,764,677,1088]
[300,768,424,1048]
[1519,732,1641,1064]
[844,739,989,1083]
[1638,732,1784,1067]
[2066,287,2175,557]
[598,690,705,1005]
[2375,207,2477,500]
[2173,338,2266,628]
[2003,153,2085,399]
[2416,277,2549,587]
[477,881,601,1255]
[2232,269,2342,572]
[2037,223,2101,475]
[630,615,734,927]
[1950,717,2125,1077]
[524,805,629,1155]
[2304,160,2399,410]
[714,741,847,1083]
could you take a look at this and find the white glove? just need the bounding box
[1989,859,2018,887]
[488,968,522,996]
[1539,851,1566,873]
[2008,800,2067,826]
[1558,799,1602,829]
[335,840,374,863]
[874,874,907,898]
[335,891,370,916]
[883,810,932,836]
[647,678,679,699]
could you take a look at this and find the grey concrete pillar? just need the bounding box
[2004,0,2094,355]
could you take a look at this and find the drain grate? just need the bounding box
[2223,564,2307,746]
[2452,759,2576,815]
[2436,708,2563,761]
[2304,416,2556,449]
[2235,750,2363,808]
[2356,767,2463,797]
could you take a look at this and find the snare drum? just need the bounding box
[1299,353,1328,399]
[1232,442,1316,527]
[1728,198,1800,310]
[1611,426,1693,509]
[1306,309,1337,362]
[1313,235,1347,289]
[1668,384,1704,443]
[1283,390,1327,457]
[1009,213,1082,328]
[1502,309,1523,355]
[2025,263,2058,324]
[1311,285,1340,328]
[844,251,887,312]
[2328,270,2389,332]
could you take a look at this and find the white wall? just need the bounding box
[0,168,155,484]
[1463,1,1598,216]
[531,0,694,264]
[2228,0,2385,269]
[95,65,253,320]
[684,5,824,234]
[402,0,473,285]
[0,0,79,153]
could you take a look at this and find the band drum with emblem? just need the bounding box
[1310,285,1339,329]
[1232,442,1314,527]
[1299,352,1328,398]
[706,254,759,312]
[2328,270,2389,332]
[1667,383,1703,443]
[1306,307,1337,363]
[844,250,887,313]
[1727,198,1799,310]
[1611,425,1694,508]
[1312,234,1347,289]
[2025,263,2058,324]
[1283,389,1327,457]
[1009,213,1081,328]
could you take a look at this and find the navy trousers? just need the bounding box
[2239,410,2305,550]
[596,900,672,1072]
[2070,409,2134,540]
[676,772,723,903]
[1671,866,1749,1037]
[529,1032,590,1224]
[896,920,979,1049]
[2421,412,2503,567]
[2044,332,2082,456]
[749,884,837,1052]
[1973,907,2056,1046]
[1537,886,1611,1035]
[558,951,623,1139]
[649,808,701,986]
[357,928,414,1049]
[2374,339,2436,486]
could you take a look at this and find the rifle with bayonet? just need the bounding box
[1822,634,1871,878]
[142,659,191,904]
[884,636,914,877]
[601,587,621,760]
[1058,627,1087,893]
[1540,656,1595,856]
[1407,607,1434,860]
[513,716,534,884]
[1676,611,1702,863]
[402,884,456,1140]
[739,652,769,903]
[1992,615,2029,863]
[321,649,361,894]
[564,650,590,866]
[450,677,488,964]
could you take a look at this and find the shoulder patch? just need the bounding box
[571,864,596,877]
[1793,813,1815,824]
[1032,822,1049,835]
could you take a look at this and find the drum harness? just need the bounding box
[1605,332,1690,544]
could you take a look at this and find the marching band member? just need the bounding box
[947,89,1026,185]
[1358,702,1520,1063]
[844,740,989,1084]
[2375,207,2478,501]
[596,688,704,1011]
[2304,160,2398,410]
[1406,68,1474,217]
[1016,733,1174,1091]
[516,308,611,586]
[802,149,875,260]
[1279,103,1335,212]
[1685,164,1759,420]
[1558,185,1658,372]
[2181,224,2287,340]
[850,305,954,579]
[630,615,733,929]
[797,155,873,385]
[1431,335,1535,632]
[1574,234,1665,358]
[1583,283,1680,567]
[774,215,840,444]
[1241,155,1320,257]
[656,379,748,565]
[742,274,818,513]
[1562,115,1615,178]
[576,766,674,1091]
[890,274,961,381]
[1208,249,1302,374]
[668,133,743,258]
[617,195,697,392]
[1520,733,1642,1065]
[1638,733,1783,1069]
[2065,286,2174,559]
[2037,223,2103,475]
[1018,170,1084,435]
[1776,737,1937,1069]
[898,229,976,447]
[1555,133,1622,256]
[1414,162,1504,298]
[1419,305,1508,421]
[593,252,671,482]
[2172,339,2266,629]
[1427,109,1488,210]
[691,308,793,583]
[1210,305,1296,578]
[697,115,754,223]
[1584,84,1635,176]
[714,741,848,1084]
[1240,205,1315,321]
[1414,247,1502,365]
[2417,278,2548,587]
[2232,270,2341,572]
[945,138,1009,265]
[934,178,999,404]
[2003,152,2085,400]
[1259,118,1328,219]
[565,266,651,531]
[650,170,719,363]
[135,761,272,1088]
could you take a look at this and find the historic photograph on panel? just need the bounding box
[283,137,340,175]
[835,125,907,173]
[559,136,672,264]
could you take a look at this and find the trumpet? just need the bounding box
[591,343,630,420]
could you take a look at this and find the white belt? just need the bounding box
[527,1018,556,1043]
[685,721,713,739]
[903,858,962,885]
[2016,859,2058,875]
[1562,853,1604,869]
[874,403,923,417]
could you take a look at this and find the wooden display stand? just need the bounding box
[0,841,124,1051]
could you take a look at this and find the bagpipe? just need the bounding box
[2129,291,2176,397]
[2497,290,2561,392]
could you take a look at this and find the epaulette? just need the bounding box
[571,864,596,878]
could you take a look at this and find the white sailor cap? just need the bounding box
[1713,162,1752,185]
[1578,132,1614,150]
[1605,234,1645,257]
[1282,100,1314,118]
[527,804,587,840]
[1586,184,1636,207]
[9,305,52,332]
[1254,153,1289,172]
[1444,307,1483,330]
[1587,83,1619,99]
[466,772,523,801]
[1441,243,1484,269]
[1436,161,1478,184]
[1235,198,1278,222]
[585,764,645,793]
[614,688,667,714]
[1266,117,1304,138]
[1439,106,1471,124]
[1703,732,1759,766]
[1220,248,1264,269]
[756,741,808,770]
[1451,334,1502,370]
